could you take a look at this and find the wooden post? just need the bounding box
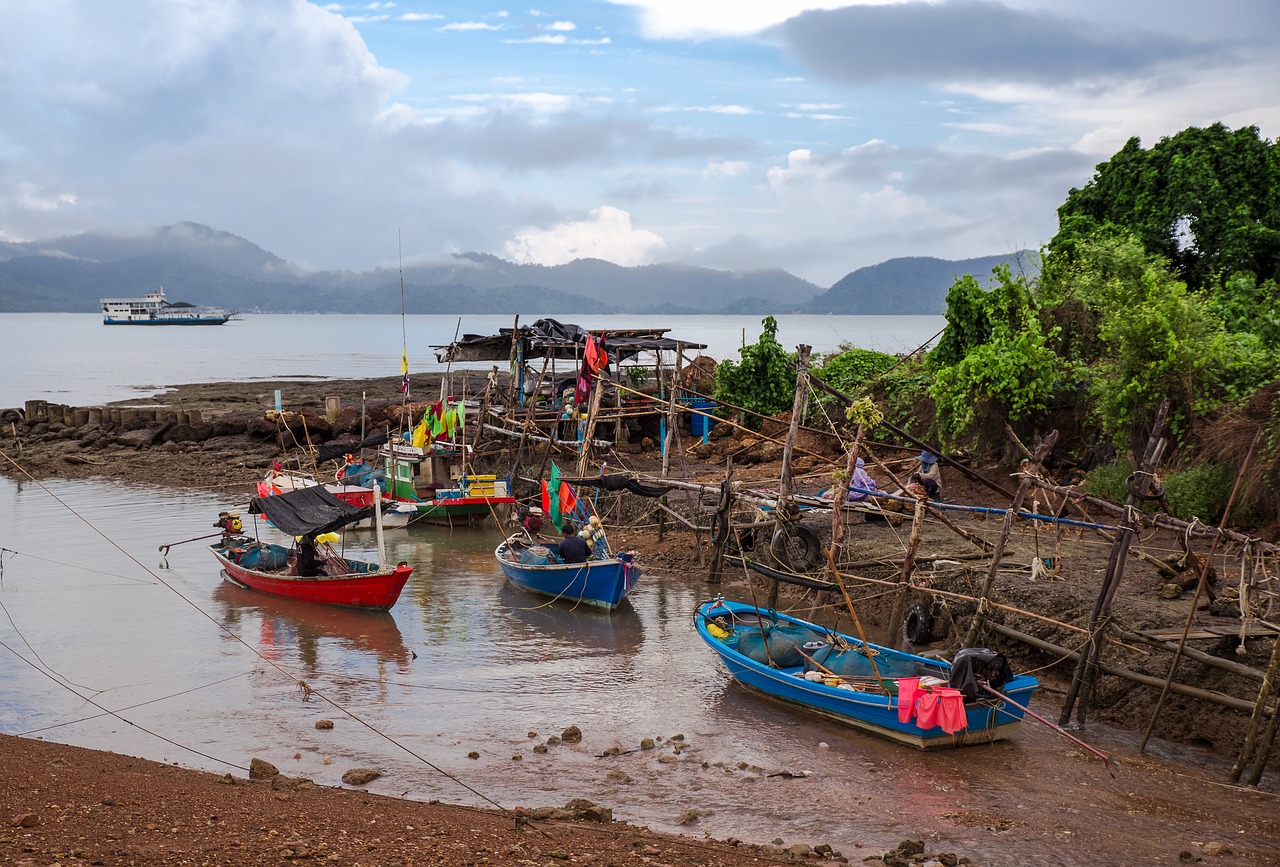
[576,373,606,477]
[962,430,1059,649]
[769,344,811,608]
[506,316,522,410]
[513,354,551,478]
[886,495,927,650]
[1231,628,1280,782]
[1059,400,1168,726]
[614,377,627,446]
[661,343,683,478]
[708,457,734,585]
[829,424,865,569]
[1140,427,1262,752]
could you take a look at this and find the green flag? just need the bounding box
[548,463,564,531]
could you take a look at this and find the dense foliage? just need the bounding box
[714,316,797,426]
[812,343,899,394]
[1051,123,1280,292]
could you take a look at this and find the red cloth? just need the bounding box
[541,479,551,519]
[897,677,921,723]
[934,687,968,734]
[914,690,941,729]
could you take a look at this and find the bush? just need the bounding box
[1162,463,1236,523]
[1084,462,1129,504]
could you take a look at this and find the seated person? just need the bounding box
[847,457,877,502]
[557,522,590,564]
[916,451,943,497]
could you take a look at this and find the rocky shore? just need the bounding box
[3,376,1280,865]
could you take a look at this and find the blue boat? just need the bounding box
[695,598,1038,749]
[495,535,639,610]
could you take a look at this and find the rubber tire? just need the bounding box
[769,524,822,571]
[902,603,933,646]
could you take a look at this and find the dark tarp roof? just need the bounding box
[433,317,706,364]
[248,486,374,537]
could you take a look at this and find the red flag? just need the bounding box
[558,479,579,525]
[541,479,551,521]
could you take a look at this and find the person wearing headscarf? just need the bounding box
[846,457,877,502]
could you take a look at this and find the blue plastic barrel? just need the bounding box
[690,399,717,436]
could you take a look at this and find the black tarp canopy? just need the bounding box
[433,317,706,364]
[248,486,374,537]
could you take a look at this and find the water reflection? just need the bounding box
[212,580,411,671]
[496,583,643,659]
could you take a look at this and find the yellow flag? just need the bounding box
[401,348,408,376]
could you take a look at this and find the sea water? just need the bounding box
[0,312,945,408]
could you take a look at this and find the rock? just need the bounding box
[787,843,812,857]
[11,813,39,828]
[564,798,612,823]
[657,754,677,764]
[640,737,655,750]
[533,744,549,754]
[467,751,480,759]
[605,770,632,783]
[271,775,315,791]
[528,730,538,738]
[1161,583,1183,600]
[546,735,562,745]
[315,719,334,730]
[669,733,685,741]
[249,758,279,779]
[560,725,582,743]
[675,809,704,825]
[1202,842,1232,857]
[341,768,382,786]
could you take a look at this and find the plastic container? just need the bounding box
[689,399,717,437]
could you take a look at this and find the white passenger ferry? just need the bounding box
[101,288,238,325]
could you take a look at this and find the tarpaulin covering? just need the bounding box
[248,486,374,537]
[561,474,675,498]
[433,318,706,364]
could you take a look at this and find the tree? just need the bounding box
[1050,124,1280,292]
[714,315,797,426]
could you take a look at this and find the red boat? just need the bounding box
[210,486,412,611]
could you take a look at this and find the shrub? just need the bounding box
[1162,463,1236,523]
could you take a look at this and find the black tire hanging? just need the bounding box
[902,602,934,646]
[769,524,822,571]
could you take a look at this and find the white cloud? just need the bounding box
[704,159,750,178]
[436,21,503,32]
[549,21,577,31]
[505,206,667,267]
[399,13,443,22]
[604,0,878,39]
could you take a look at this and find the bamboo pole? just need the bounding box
[1141,427,1262,752]
[887,495,927,650]
[828,424,865,568]
[962,430,1058,648]
[986,621,1263,714]
[576,373,607,477]
[823,546,885,691]
[708,457,734,585]
[1061,401,1167,726]
[768,344,811,609]
[512,354,551,476]
[1232,628,1280,782]
[1247,697,1280,785]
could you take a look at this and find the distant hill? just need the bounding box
[806,253,1039,314]
[0,222,1032,315]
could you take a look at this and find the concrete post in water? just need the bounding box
[188,409,202,424]
[87,407,103,426]
[25,400,44,419]
[108,408,123,426]
[325,396,341,423]
[63,406,76,426]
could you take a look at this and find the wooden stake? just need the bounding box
[886,495,927,650]
[769,344,811,608]
[1232,627,1280,782]
[708,457,734,585]
[962,430,1058,648]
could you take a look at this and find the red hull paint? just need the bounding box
[213,548,413,611]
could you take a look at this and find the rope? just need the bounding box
[0,447,524,825]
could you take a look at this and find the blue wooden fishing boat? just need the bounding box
[695,598,1038,749]
[495,535,639,610]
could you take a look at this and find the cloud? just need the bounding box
[436,21,503,32]
[769,2,1222,88]
[505,205,666,266]
[399,13,444,22]
[604,0,855,39]
[703,159,751,178]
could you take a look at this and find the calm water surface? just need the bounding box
[3,477,1272,866]
[0,313,946,408]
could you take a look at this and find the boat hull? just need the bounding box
[696,599,1037,749]
[409,497,514,526]
[496,542,638,610]
[212,545,412,611]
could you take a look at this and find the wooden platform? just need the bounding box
[1139,624,1279,641]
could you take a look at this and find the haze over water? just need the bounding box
[0,313,945,408]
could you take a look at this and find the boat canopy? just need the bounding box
[433,317,706,364]
[248,485,373,536]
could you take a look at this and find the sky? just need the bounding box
[2,1,1277,287]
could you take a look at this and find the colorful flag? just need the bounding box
[410,411,428,448]
[541,478,551,523]
[400,348,410,395]
[547,462,579,532]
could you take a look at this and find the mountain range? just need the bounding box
[0,222,1034,315]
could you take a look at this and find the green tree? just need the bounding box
[714,315,797,426]
[1051,123,1280,292]
[929,266,1068,443]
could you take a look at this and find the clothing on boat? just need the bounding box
[897,677,921,723]
[558,533,589,564]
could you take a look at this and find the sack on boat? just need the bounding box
[737,623,821,667]
[239,544,290,571]
[520,546,554,566]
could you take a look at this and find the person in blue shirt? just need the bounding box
[557,522,590,564]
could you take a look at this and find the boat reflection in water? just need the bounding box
[212,580,411,671]
[495,583,643,660]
